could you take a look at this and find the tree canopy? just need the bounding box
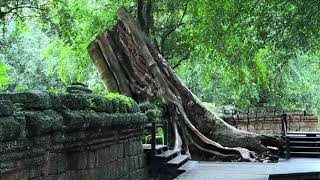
[0,0,319,114]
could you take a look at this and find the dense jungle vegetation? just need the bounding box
[0,0,319,114]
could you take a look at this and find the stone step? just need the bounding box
[287,131,320,137]
[142,144,168,153]
[178,160,198,172]
[155,150,178,160]
[290,146,320,152]
[290,151,320,158]
[290,141,320,145]
[166,155,189,168]
[287,136,320,141]
[287,135,320,139]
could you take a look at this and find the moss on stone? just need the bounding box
[104,93,131,104]
[85,96,113,113]
[0,116,23,141]
[0,90,145,139]
[59,110,85,128]
[59,110,145,130]
[103,93,136,112]
[0,90,52,110]
[24,110,64,136]
[59,93,89,110]
[0,100,14,117]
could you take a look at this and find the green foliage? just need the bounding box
[0,63,10,90]
[1,0,320,116]
[281,51,320,114]
[86,98,96,110]
[202,102,216,113]
[42,0,132,84]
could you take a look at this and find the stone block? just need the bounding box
[109,161,117,179]
[44,174,66,180]
[123,157,129,176]
[309,121,317,129]
[97,164,111,180]
[129,169,144,180]
[112,99,120,112]
[48,93,63,109]
[128,156,135,172]
[0,90,145,180]
[247,125,254,131]
[137,154,144,169]
[95,148,109,167]
[88,151,96,169]
[116,159,124,178]
[133,155,139,170]
[60,110,86,130]
[66,152,88,170]
[47,153,66,175]
[0,100,13,117]
[123,141,131,157]
[23,110,64,136]
[60,94,89,110]
[0,90,53,110]
[263,123,271,130]
[87,96,107,112]
[119,101,127,113]
[117,143,124,159]
[109,145,118,162]
[0,116,23,141]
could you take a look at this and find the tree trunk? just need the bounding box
[136,0,153,35]
[87,8,282,161]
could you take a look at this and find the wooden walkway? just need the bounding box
[175,158,320,180]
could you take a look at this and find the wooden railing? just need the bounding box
[145,120,168,156]
[281,113,288,136]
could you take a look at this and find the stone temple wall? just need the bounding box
[221,106,318,136]
[0,91,146,180]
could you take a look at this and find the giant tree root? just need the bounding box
[88,7,282,161]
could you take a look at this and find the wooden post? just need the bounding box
[151,121,156,156]
[163,119,168,146]
[281,112,290,159]
[281,113,287,136]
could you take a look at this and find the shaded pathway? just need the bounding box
[176,158,320,180]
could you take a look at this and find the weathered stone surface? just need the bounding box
[0,100,14,117]
[87,96,111,112]
[0,90,53,110]
[60,93,89,110]
[23,110,64,136]
[223,106,318,136]
[0,91,145,180]
[0,116,24,141]
[66,83,93,94]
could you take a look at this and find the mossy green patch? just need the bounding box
[103,93,132,107]
[103,93,139,113]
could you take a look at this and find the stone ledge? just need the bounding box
[0,90,140,113]
[0,91,145,180]
[0,91,146,140]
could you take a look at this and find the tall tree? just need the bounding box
[88,8,281,161]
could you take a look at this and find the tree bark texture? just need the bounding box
[87,8,282,161]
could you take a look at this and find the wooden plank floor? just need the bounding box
[175,158,320,180]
